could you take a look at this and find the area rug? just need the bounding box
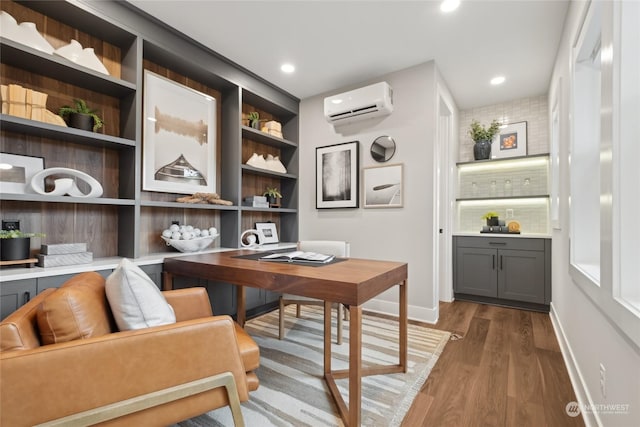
[177,306,450,427]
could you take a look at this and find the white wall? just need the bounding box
[549,1,640,426]
[299,61,457,323]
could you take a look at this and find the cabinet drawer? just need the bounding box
[454,236,545,251]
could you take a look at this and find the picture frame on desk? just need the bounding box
[491,121,527,159]
[142,70,216,194]
[0,152,44,194]
[316,141,359,209]
[255,222,279,245]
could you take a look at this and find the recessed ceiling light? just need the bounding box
[280,63,295,73]
[490,76,506,85]
[440,0,460,13]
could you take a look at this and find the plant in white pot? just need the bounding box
[468,119,500,160]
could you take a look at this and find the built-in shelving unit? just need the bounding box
[455,154,550,234]
[0,0,299,298]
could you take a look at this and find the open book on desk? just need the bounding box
[259,251,335,264]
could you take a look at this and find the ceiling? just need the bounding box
[127,0,569,110]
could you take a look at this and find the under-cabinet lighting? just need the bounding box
[491,76,506,85]
[458,157,548,173]
[0,163,12,170]
[458,197,549,207]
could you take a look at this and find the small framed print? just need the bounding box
[316,141,359,209]
[255,222,279,244]
[363,163,403,208]
[491,121,527,159]
[0,152,44,194]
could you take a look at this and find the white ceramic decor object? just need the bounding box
[265,154,287,173]
[246,153,268,170]
[76,47,109,75]
[30,167,104,198]
[0,11,21,41]
[16,22,54,54]
[161,235,218,253]
[54,39,83,62]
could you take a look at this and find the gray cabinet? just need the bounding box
[1,279,37,320]
[453,236,551,312]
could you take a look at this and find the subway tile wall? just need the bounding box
[458,95,549,162]
[458,161,549,199]
[457,199,550,234]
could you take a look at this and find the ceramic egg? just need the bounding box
[169,224,180,232]
[209,227,218,236]
[200,229,210,237]
[171,231,181,240]
[162,229,172,238]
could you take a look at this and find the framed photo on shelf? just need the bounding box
[316,141,359,209]
[0,152,44,194]
[255,222,279,244]
[142,70,216,194]
[491,121,527,159]
[363,163,403,208]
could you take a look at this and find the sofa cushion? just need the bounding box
[106,258,175,331]
[0,289,56,352]
[37,272,113,345]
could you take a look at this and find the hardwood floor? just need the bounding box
[402,301,585,427]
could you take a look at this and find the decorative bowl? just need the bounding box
[161,234,218,253]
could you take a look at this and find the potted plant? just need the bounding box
[248,112,260,129]
[58,99,104,132]
[468,119,500,160]
[481,211,500,226]
[0,230,45,261]
[263,187,282,208]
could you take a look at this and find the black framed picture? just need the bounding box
[315,141,359,209]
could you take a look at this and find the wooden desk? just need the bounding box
[163,250,408,427]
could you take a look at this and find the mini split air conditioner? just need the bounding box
[324,82,394,125]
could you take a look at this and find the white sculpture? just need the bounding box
[30,167,103,198]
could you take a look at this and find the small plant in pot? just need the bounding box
[263,187,282,208]
[59,99,104,132]
[0,230,45,261]
[468,119,500,160]
[248,112,260,129]
[481,211,500,226]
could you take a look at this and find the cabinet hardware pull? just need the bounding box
[489,242,506,245]
[492,254,496,270]
[23,291,31,304]
[500,255,503,270]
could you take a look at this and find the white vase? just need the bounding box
[16,22,54,54]
[54,39,83,62]
[76,47,109,75]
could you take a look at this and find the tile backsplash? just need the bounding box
[458,95,549,162]
[458,159,549,199]
[457,199,550,234]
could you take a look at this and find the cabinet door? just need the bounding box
[1,279,37,320]
[498,249,545,304]
[455,247,497,297]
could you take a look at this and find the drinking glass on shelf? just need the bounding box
[472,181,478,196]
[490,180,497,196]
[504,178,512,196]
[523,177,531,195]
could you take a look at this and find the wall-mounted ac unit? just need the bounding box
[324,82,393,125]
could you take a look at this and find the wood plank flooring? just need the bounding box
[402,301,584,427]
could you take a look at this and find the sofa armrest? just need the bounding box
[1,315,250,427]
[163,287,213,320]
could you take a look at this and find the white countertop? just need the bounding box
[453,232,552,239]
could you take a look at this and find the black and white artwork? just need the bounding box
[142,70,216,194]
[363,163,403,208]
[316,141,359,209]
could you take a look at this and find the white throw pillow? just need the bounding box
[106,258,176,330]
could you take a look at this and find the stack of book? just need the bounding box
[38,243,93,268]
[1,84,67,127]
[261,120,283,138]
[242,195,269,208]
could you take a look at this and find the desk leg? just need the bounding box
[237,286,246,327]
[162,272,173,291]
[349,305,362,427]
[400,279,408,372]
[324,301,332,375]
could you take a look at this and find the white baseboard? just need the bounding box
[363,298,438,324]
[549,303,601,427]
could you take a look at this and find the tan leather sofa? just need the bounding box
[0,272,259,426]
